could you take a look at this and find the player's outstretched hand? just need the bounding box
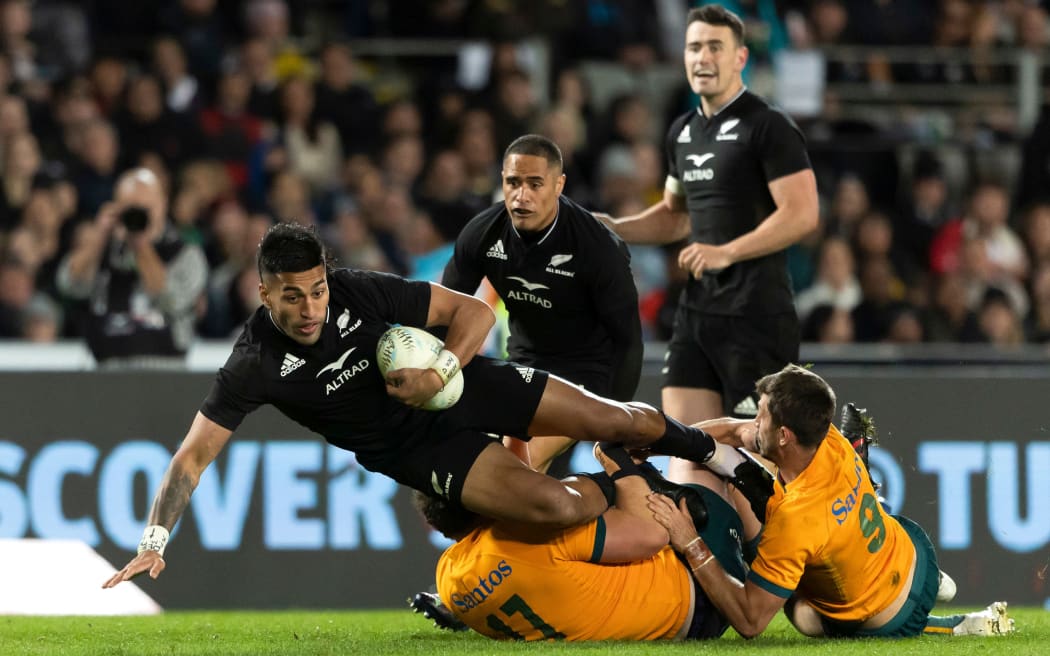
[101,551,166,589]
[647,493,700,552]
[384,367,443,407]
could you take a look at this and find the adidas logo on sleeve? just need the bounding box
[280,353,307,377]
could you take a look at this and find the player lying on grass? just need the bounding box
[416,443,746,641]
[648,364,1015,639]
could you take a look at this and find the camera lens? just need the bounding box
[119,206,150,233]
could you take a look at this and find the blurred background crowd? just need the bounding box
[3,0,1050,354]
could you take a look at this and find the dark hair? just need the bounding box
[504,134,563,171]
[687,5,746,45]
[257,221,328,277]
[412,490,483,540]
[755,364,836,448]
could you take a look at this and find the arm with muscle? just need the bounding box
[597,189,690,245]
[102,412,233,587]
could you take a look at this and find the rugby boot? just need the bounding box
[946,601,1015,636]
[841,402,877,472]
[728,449,775,523]
[409,591,468,632]
[636,461,709,530]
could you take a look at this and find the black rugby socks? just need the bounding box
[649,413,717,463]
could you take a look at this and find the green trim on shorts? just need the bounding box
[589,515,606,563]
[685,485,748,581]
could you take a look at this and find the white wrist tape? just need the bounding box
[430,349,461,387]
[137,525,170,556]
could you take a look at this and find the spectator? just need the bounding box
[414,148,484,242]
[159,0,228,83]
[595,93,654,158]
[239,37,280,121]
[882,303,925,343]
[0,256,34,337]
[243,0,308,81]
[0,0,39,85]
[271,75,342,194]
[956,235,1029,319]
[89,55,128,118]
[808,0,866,83]
[825,173,871,239]
[536,106,593,207]
[490,68,538,155]
[1,130,41,232]
[850,257,904,342]
[801,303,855,343]
[0,94,30,156]
[380,133,425,191]
[21,292,61,342]
[931,180,1028,282]
[116,73,202,170]
[314,41,380,157]
[55,167,208,367]
[594,144,640,213]
[925,271,983,343]
[200,202,270,337]
[795,236,861,322]
[382,98,424,140]
[71,119,121,218]
[852,211,918,286]
[198,67,265,192]
[978,286,1025,346]
[266,169,316,226]
[457,108,500,206]
[326,198,392,273]
[152,35,202,115]
[896,151,954,271]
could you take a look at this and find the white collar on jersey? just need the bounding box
[697,85,747,119]
[511,203,561,246]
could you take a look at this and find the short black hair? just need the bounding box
[413,491,484,540]
[257,221,328,278]
[504,134,563,172]
[755,364,836,448]
[687,5,746,45]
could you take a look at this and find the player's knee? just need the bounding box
[785,597,825,637]
[517,484,585,527]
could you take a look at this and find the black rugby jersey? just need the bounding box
[666,89,811,316]
[200,268,436,466]
[442,195,641,400]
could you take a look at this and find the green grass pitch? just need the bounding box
[3,607,1045,655]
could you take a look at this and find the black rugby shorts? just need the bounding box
[662,307,799,416]
[380,356,550,503]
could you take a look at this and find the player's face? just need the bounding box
[754,394,780,462]
[683,21,748,104]
[259,265,329,345]
[502,153,566,233]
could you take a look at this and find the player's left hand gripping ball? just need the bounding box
[376,326,464,410]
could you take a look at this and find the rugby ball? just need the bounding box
[376,326,464,410]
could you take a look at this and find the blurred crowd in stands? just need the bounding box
[3,0,1050,353]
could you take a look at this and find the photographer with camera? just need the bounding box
[56,168,208,368]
